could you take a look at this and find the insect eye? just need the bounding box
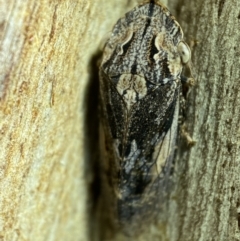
[177,41,191,64]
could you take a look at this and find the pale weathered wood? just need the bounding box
[166,1,240,241]
[0,0,91,240]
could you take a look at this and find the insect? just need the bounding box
[99,0,192,235]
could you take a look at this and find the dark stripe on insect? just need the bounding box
[149,36,158,64]
[141,18,151,41]
[147,1,155,17]
[141,2,154,39]
[173,28,181,45]
[130,63,137,75]
[169,27,181,44]
[169,27,176,36]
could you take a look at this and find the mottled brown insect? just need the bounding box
[99,0,192,235]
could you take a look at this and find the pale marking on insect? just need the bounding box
[118,30,134,55]
[152,95,180,175]
[116,74,147,110]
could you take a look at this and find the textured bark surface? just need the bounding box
[167,1,240,241]
[0,0,239,241]
[0,1,91,240]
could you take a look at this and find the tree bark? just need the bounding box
[0,0,94,240]
[0,0,239,241]
[167,1,240,241]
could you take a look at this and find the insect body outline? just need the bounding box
[99,0,192,234]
